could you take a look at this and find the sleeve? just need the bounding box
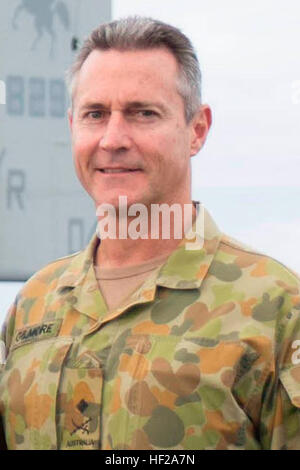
[0,298,17,357]
[0,299,17,451]
[260,299,300,450]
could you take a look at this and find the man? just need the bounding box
[1,16,300,450]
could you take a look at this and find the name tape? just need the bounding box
[12,320,61,349]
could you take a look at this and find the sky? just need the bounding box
[114,0,300,273]
[1,0,300,325]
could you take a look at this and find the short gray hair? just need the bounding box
[65,16,202,122]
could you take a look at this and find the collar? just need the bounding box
[156,203,221,289]
[55,204,222,322]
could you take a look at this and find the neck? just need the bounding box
[95,199,196,269]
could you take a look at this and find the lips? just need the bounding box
[99,168,141,173]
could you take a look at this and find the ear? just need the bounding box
[67,107,73,133]
[190,104,212,156]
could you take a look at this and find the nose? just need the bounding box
[99,112,131,152]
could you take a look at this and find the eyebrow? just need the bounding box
[126,101,167,112]
[79,102,107,111]
[79,101,169,114]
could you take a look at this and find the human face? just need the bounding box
[69,48,210,210]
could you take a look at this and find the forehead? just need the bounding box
[73,47,183,108]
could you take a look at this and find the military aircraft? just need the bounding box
[0,0,111,322]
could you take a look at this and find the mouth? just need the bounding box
[99,168,142,174]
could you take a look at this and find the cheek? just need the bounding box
[162,124,189,151]
[141,135,187,177]
[72,130,98,166]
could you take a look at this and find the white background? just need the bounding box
[1,0,300,326]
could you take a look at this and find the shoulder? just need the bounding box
[212,234,300,369]
[215,233,300,288]
[20,250,83,299]
[0,248,88,351]
[208,232,300,321]
[12,249,87,327]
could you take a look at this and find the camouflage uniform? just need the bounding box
[1,207,300,450]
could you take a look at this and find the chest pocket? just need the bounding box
[0,337,72,449]
[0,338,104,450]
[57,351,103,450]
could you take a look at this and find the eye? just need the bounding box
[87,111,104,119]
[129,109,159,120]
[82,110,107,121]
[139,110,158,117]
[140,110,156,117]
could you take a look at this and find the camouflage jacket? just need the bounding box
[1,207,300,450]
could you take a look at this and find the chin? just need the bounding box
[93,194,133,210]
[93,189,155,212]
